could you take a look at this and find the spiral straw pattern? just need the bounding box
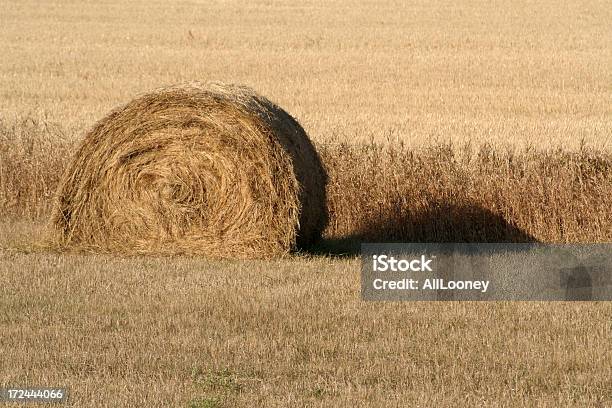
[51,82,327,257]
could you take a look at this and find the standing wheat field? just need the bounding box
[0,0,611,407]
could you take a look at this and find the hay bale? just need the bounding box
[50,82,327,257]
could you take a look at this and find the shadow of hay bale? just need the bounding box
[310,202,537,257]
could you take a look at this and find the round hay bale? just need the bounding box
[51,82,327,258]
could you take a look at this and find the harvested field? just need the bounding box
[0,0,611,407]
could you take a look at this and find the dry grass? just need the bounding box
[1,0,611,406]
[0,118,72,220]
[0,251,610,407]
[1,0,610,150]
[50,82,326,257]
[321,143,612,246]
[2,121,611,248]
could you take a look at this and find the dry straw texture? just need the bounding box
[49,82,327,257]
[321,143,612,246]
[2,118,611,249]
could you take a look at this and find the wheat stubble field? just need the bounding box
[1,0,611,407]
